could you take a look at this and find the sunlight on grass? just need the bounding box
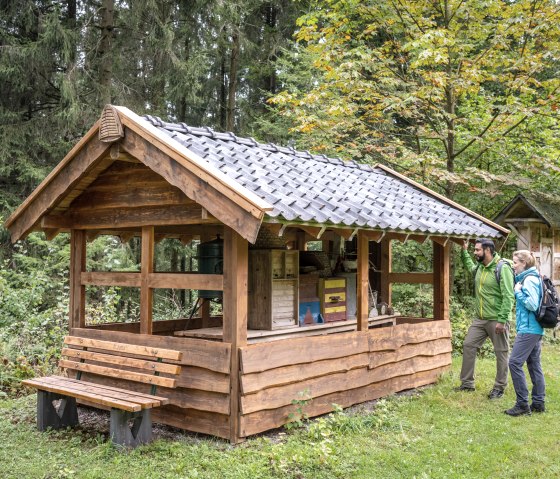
[1,344,558,479]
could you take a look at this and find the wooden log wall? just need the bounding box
[238,319,451,437]
[69,328,232,439]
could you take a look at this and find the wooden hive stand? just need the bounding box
[23,336,182,448]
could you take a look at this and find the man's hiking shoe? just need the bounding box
[453,385,475,392]
[530,403,546,413]
[487,388,504,399]
[504,404,531,416]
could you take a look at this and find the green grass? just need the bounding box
[1,344,559,479]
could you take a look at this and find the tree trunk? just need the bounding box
[226,31,240,132]
[220,51,227,130]
[98,0,115,108]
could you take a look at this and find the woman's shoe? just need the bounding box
[504,404,531,416]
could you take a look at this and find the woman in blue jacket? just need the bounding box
[505,250,546,416]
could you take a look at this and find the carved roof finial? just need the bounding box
[99,104,124,143]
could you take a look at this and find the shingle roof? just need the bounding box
[142,115,505,238]
[495,193,560,228]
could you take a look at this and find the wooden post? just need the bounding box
[69,229,86,330]
[296,231,307,251]
[379,238,392,305]
[357,230,369,331]
[223,227,248,444]
[433,241,450,321]
[200,232,211,328]
[140,226,154,334]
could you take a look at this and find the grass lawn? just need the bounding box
[1,343,559,479]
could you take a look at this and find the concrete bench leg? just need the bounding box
[37,391,79,431]
[110,409,152,447]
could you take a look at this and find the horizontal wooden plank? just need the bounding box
[51,376,169,404]
[152,405,230,440]
[240,331,369,374]
[368,320,451,352]
[61,348,181,375]
[388,272,434,284]
[64,335,183,361]
[240,353,369,395]
[147,273,224,291]
[369,338,452,369]
[66,204,210,230]
[240,352,451,414]
[71,328,231,374]
[81,272,141,287]
[176,366,230,394]
[60,360,177,388]
[75,372,230,415]
[23,377,142,412]
[239,366,448,437]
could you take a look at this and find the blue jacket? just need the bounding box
[514,267,544,335]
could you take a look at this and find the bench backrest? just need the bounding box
[60,336,183,389]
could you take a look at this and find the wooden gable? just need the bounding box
[5,106,272,243]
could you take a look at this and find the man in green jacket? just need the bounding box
[455,238,515,399]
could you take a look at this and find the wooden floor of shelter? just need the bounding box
[174,315,397,343]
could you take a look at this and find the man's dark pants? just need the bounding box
[460,318,509,390]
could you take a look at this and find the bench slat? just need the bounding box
[23,377,143,412]
[41,376,166,408]
[59,360,177,388]
[61,348,181,375]
[55,377,170,404]
[64,336,183,361]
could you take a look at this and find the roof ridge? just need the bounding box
[142,115,373,171]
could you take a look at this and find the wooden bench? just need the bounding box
[23,335,182,447]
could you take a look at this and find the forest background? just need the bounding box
[1,0,560,393]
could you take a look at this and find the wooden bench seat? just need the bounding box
[23,335,182,447]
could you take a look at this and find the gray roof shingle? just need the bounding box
[144,116,503,238]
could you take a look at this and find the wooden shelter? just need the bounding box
[5,105,508,443]
[495,193,560,287]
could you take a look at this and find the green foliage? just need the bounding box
[270,0,560,207]
[285,389,311,429]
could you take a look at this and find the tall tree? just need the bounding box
[270,0,560,204]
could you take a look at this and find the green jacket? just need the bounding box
[461,250,515,324]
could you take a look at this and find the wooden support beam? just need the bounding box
[379,239,392,305]
[44,228,60,241]
[200,232,212,328]
[330,227,354,240]
[431,236,450,247]
[433,242,450,322]
[69,230,86,329]
[357,231,369,331]
[364,230,385,242]
[223,227,248,444]
[140,226,154,334]
[408,234,428,244]
[297,225,323,239]
[388,272,434,284]
[81,272,141,287]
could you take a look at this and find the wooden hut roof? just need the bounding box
[144,114,507,239]
[495,193,560,228]
[5,105,508,243]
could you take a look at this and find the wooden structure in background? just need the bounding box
[5,105,508,443]
[496,194,560,287]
